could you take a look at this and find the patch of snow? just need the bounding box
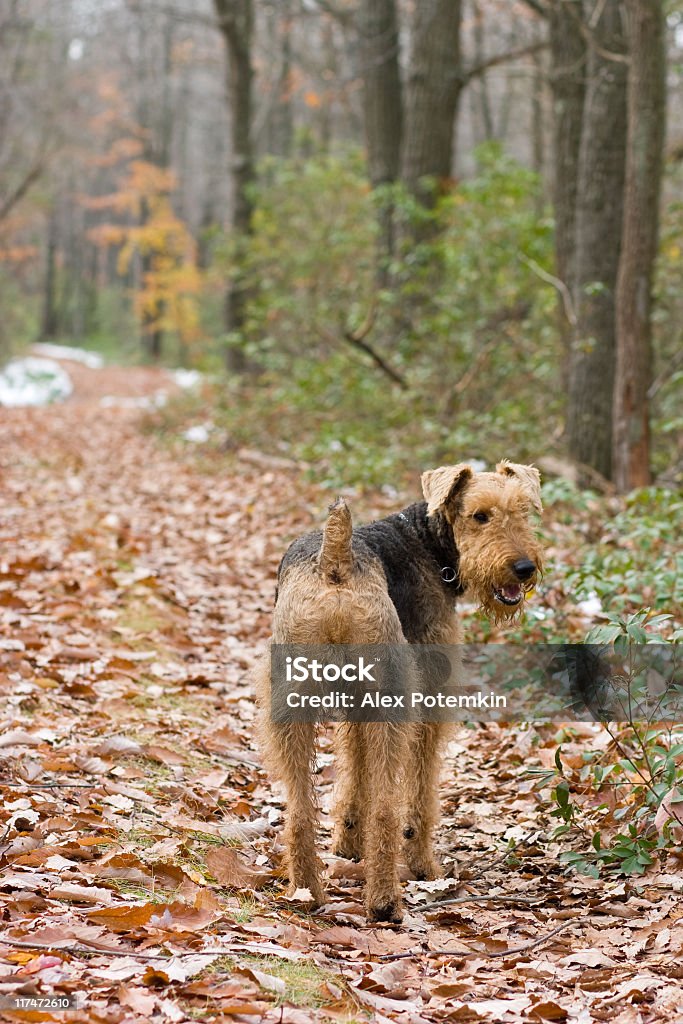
[577,593,603,617]
[0,357,72,407]
[525,606,551,621]
[33,342,103,368]
[171,368,202,389]
[183,422,213,443]
[99,391,167,410]
[381,484,399,499]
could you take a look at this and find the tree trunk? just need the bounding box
[548,0,585,342]
[612,0,665,491]
[144,323,163,361]
[357,0,402,279]
[269,0,294,158]
[566,0,628,482]
[140,196,163,362]
[41,212,59,340]
[213,0,255,373]
[401,0,463,204]
[530,48,545,193]
[135,11,175,363]
[471,1,494,142]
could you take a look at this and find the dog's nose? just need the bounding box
[512,558,536,581]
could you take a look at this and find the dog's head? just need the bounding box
[421,460,544,622]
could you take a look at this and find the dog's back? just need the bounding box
[273,499,405,645]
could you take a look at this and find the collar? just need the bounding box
[398,512,459,585]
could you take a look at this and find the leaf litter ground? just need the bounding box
[1,356,682,1023]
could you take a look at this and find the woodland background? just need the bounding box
[1,2,683,1022]
[1,0,683,491]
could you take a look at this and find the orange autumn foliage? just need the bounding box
[89,161,202,344]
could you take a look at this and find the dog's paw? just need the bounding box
[411,863,440,882]
[404,844,441,882]
[332,818,363,862]
[332,845,361,862]
[286,880,324,908]
[367,898,403,924]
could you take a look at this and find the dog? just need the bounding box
[256,460,543,921]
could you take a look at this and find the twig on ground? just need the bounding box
[0,781,98,789]
[417,892,549,913]
[377,918,577,960]
[486,918,576,958]
[0,937,289,960]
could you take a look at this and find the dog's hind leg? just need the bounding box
[332,723,367,862]
[267,720,324,906]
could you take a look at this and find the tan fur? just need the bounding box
[257,461,543,923]
[318,498,354,583]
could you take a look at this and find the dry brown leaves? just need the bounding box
[1,358,682,1023]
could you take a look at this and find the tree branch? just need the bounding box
[304,0,357,28]
[463,40,549,84]
[562,0,631,64]
[314,307,407,389]
[519,253,577,327]
[0,158,45,222]
[519,0,551,17]
[125,1,219,29]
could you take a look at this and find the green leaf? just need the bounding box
[555,780,570,808]
[585,624,623,644]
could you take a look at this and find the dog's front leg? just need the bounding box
[332,722,366,861]
[403,722,445,881]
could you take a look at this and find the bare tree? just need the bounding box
[40,212,59,340]
[213,0,255,372]
[401,0,463,203]
[135,7,176,360]
[548,0,585,343]
[613,0,666,490]
[262,0,294,158]
[469,0,494,143]
[566,0,628,482]
[0,1,58,225]
[357,0,402,276]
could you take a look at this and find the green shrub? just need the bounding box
[210,144,557,487]
[529,616,683,879]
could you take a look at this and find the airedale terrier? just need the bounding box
[255,461,543,922]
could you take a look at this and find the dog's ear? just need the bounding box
[421,464,473,518]
[496,460,543,514]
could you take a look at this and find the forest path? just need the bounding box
[0,356,680,1023]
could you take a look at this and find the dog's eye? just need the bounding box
[472,511,489,524]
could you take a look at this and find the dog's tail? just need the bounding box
[318,498,354,584]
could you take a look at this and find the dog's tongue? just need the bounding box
[501,584,522,601]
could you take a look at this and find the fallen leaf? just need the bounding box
[204,846,269,889]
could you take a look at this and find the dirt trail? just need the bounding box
[1,358,682,1023]
[1,358,312,677]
